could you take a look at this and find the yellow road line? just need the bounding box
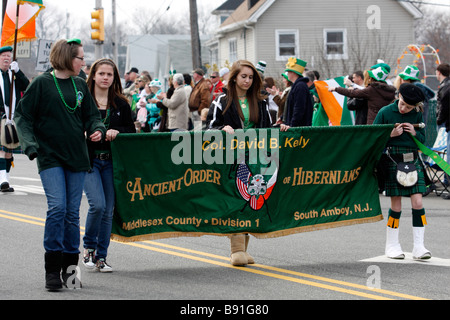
[140,240,427,300]
[0,210,429,300]
[132,241,393,300]
[0,212,45,227]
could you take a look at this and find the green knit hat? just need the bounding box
[399,65,420,81]
[368,66,389,83]
[370,62,391,73]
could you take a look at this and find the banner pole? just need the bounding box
[7,1,19,120]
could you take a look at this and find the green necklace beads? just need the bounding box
[52,71,79,113]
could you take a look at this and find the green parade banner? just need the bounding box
[110,125,393,242]
[411,134,450,175]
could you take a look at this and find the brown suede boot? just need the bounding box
[230,234,248,266]
[244,235,255,264]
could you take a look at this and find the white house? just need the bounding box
[208,0,423,79]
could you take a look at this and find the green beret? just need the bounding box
[0,46,13,54]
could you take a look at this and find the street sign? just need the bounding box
[35,39,53,72]
[15,41,31,58]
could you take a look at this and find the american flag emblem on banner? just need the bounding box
[235,162,278,214]
[236,163,251,201]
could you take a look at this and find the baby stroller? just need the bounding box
[420,127,448,197]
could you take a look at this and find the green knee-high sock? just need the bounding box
[0,158,6,171]
[5,157,13,172]
[387,209,401,228]
[412,208,427,227]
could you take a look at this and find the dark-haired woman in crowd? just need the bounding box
[83,58,135,273]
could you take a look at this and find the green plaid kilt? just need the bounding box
[384,146,426,196]
[0,145,23,154]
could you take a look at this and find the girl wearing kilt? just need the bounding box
[373,83,431,260]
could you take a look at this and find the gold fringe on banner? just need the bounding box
[110,215,384,243]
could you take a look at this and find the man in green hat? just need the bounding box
[0,45,30,192]
[280,57,313,131]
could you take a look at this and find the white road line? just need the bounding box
[1,184,87,196]
[11,177,41,182]
[0,185,45,195]
[360,253,450,267]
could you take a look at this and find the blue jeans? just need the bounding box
[40,167,86,254]
[83,158,115,259]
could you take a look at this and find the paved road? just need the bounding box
[1,155,449,308]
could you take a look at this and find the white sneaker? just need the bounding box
[82,249,96,269]
[96,258,113,273]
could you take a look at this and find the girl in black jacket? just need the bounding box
[206,60,272,266]
[83,58,135,273]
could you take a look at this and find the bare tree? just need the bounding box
[127,5,190,35]
[416,8,450,64]
[35,5,68,40]
[190,0,202,69]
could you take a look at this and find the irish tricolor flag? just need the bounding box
[1,0,45,47]
[314,76,354,126]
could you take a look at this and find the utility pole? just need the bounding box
[189,0,202,69]
[112,0,118,64]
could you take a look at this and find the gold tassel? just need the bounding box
[421,215,427,226]
[387,216,399,228]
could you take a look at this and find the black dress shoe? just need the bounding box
[1,181,10,192]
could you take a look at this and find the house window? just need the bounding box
[275,29,298,61]
[210,45,218,67]
[324,29,348,59]
[229,38,237,63]
[219,15,228,24]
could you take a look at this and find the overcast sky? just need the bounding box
[44,0,227,24]
[22,0,450,24]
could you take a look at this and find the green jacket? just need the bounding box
[373,100,425,148]
[15,72,106,173]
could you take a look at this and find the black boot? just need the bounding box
[44,251,62,291]
[62,253,82,289]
